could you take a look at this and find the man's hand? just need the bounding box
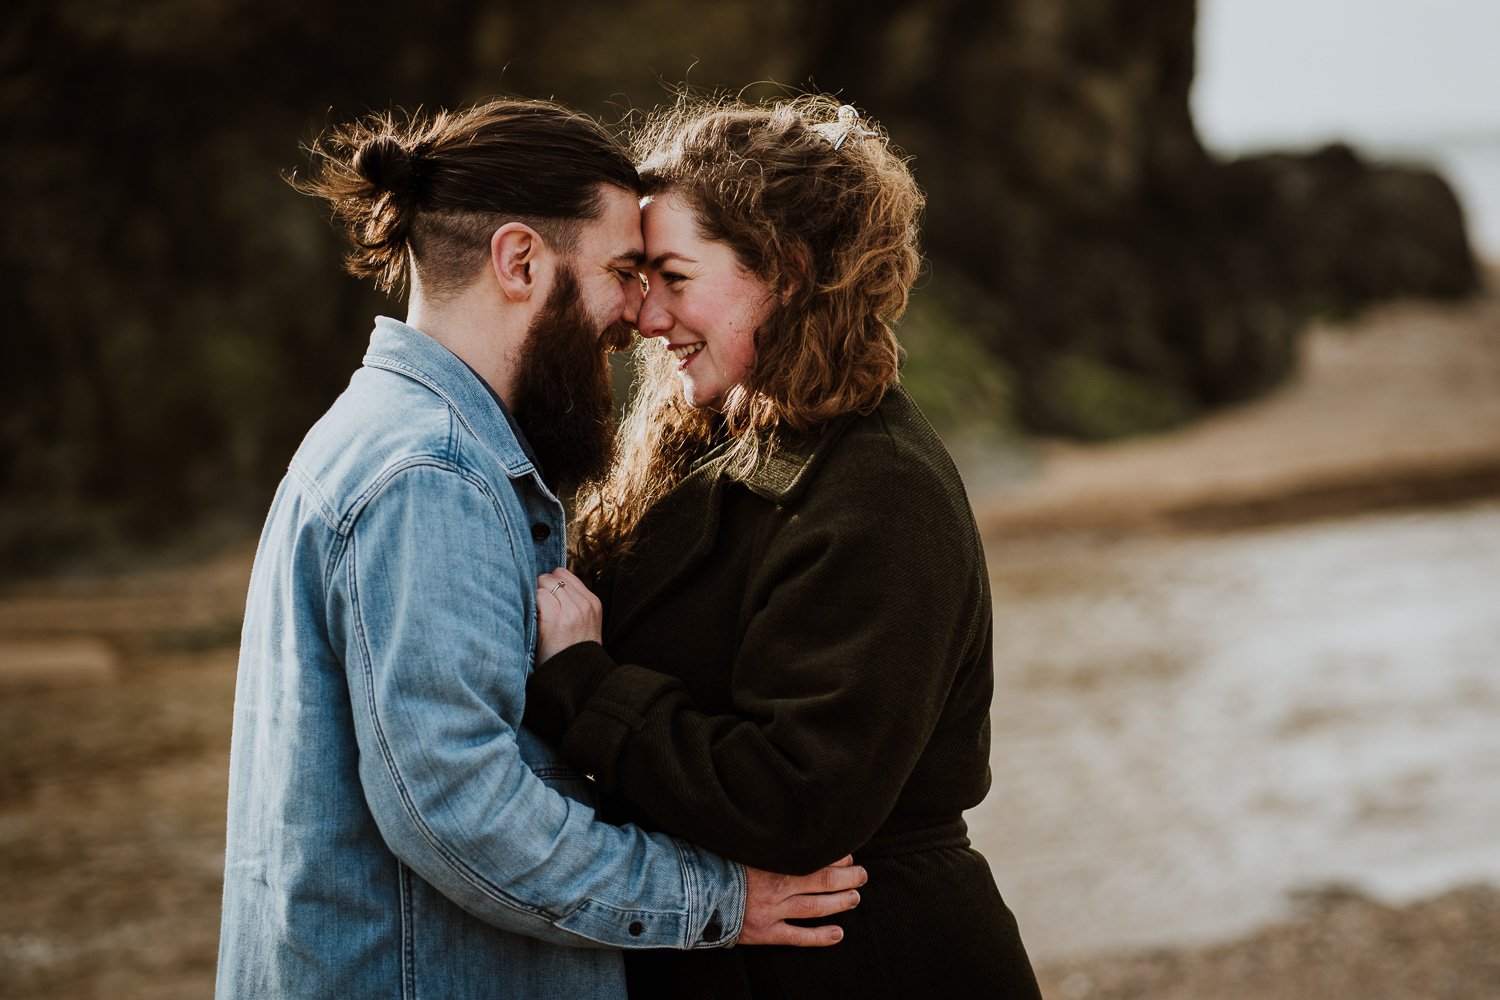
[739,856,866,946]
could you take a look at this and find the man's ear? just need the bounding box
[491,223,548,302]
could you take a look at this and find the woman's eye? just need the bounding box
[661,271,687,286]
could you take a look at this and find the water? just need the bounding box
[967,503,1500,960]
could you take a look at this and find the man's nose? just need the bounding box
[621,274,645,328]
[635,287,671,339]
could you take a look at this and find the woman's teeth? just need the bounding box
[670,342,705,360]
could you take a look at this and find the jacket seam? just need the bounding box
[287,461,339,531]
[673,838,700,949]
[398,860,415,1000]
[334,455,462,536]
[346,463,685,940]
[284,462,350,592]
[364,352,537,483]
[346,463,567,927]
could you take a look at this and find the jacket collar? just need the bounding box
[603,460,726,640]
[361,316,545,487]
[604,393,884,638]
[733,404,867,504]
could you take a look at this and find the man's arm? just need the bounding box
[332,462,860,949]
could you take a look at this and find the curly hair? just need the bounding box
[291,99,640,298]
[572,94,925,579]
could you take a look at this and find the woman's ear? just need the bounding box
[491,223,546,302]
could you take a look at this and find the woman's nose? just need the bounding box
[635,287,671,339]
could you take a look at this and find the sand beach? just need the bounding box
[2,279,1499,998]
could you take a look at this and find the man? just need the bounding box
[216,99,864,998]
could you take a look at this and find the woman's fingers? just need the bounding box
[538,570,568,600]
[537,573,581,619]
[548,567,602,614]
[549,566,588,587]
[538,569,594,604]
[535,568,603,661]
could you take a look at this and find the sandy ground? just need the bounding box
[974,285,1500,536]
[2,281,1498,998]
[975,279,1500,998]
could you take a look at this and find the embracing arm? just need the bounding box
[335,461,860,949]
[526,452,989,875]
[333,462,745,949]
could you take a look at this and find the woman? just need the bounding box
[525,96,1041,999]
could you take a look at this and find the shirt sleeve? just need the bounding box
[526,448,989,875]
[332,460,744,949]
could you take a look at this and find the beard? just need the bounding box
[507,266,629,498]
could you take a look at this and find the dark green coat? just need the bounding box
[526,386,1038,999]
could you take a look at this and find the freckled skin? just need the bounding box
[637,194,774,409]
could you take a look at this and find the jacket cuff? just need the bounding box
[523,641,616,742]
[558,663,682,792]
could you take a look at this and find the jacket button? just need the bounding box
[628,921,644,937]
[702,918,723,943]
[530,522,551,542]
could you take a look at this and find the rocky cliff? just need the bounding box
[0,0,1479,563]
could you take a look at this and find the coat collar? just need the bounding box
[733,407,861,504]
[604,390,891,638]
[603,459,728,641]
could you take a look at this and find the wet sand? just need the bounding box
[979,503,1500,978]
[2,282,1498,997]
[967,278,1500,995]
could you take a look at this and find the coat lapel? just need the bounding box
[602,405,863,639]
[604,458,729,641]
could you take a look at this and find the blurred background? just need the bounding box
[1,1,1497,997]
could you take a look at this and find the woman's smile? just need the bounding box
[638,193,771,408]
[668,341,706,365]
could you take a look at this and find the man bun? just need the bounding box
[291,99,639,297]
[352,135,416,196]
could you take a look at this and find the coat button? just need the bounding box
[702,918,723,943]
[628,921,644,937]
[530,522,551,542]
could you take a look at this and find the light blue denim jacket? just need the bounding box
[217,317,745,999]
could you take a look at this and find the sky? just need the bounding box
[1193,0,1500,256]
[1193,0,1500,148]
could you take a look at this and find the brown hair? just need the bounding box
[292,99,641,297]
[572,94,925,579]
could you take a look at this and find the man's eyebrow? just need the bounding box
[609,249,646,267]
[649,252,698,269]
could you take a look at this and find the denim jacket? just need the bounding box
[216,318,745,999]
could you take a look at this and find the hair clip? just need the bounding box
[815,105,877,151]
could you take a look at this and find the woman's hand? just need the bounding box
[535,567,603,662]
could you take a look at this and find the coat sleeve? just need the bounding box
[526,441,988,875]
[333,461,745,949]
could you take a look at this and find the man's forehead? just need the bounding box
[583,184,645,261]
